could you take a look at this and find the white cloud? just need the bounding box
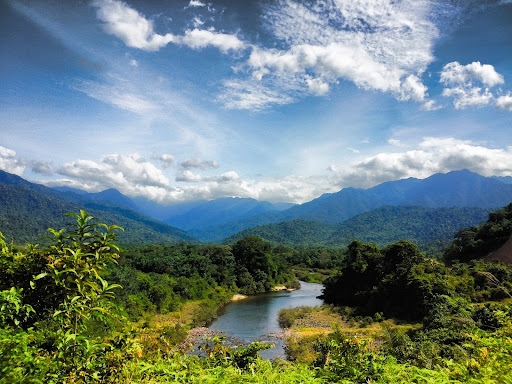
[440,61,505,109]
[496,94,512,110]
[187,0,206,8]
[180,158,219,170]
[30,160,53,175]
[73,78,157,114]
[387,139,403,147]
[56,154,171,196]
[193,17,204,28]
[215,171,240,183]
[181,29,245,52]
[152,154,175,168]
[35,138,512,204]
[422,99,441,111]
[222,0,437,110]
[305,76,330,95]
[219,79,295,111]
[442,86,493,109]
[129,59,138,67]
[440,61,504,88]
[329,137,512,189]
[176,169,202,182]
[399,75,428,102]
[93,0,244,53]
[93,0,177,51]
[0,146,25,176]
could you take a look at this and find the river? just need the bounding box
[208,281,323,359]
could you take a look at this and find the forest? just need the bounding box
[1,206,512,383]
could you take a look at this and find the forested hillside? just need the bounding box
[0,171,195,244]
[226,206,490,253]
[444,203,512,263]
[2,206,512,383]
[35,170,512,243]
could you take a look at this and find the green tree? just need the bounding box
[32,210,125,378]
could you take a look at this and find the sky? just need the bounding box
[1,0,512,204]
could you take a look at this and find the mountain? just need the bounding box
[37,169,512,243]
[279,170,512,224]
[493,176,512,185]
[224,219,335,245]
[190,170,512,241]
[444,203,512,263]
[0,170,196,244]
[55,187,295,237]
[225,206,490,252]
[162,197,294,230]
[326,206,490,248]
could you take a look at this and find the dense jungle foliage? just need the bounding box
[2,208,512,383]
[225,206,490,255]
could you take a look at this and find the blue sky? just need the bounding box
[1,0,512,204]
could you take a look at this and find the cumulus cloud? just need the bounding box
[440,61,504,87]
[496,94,512,111]
[93,0,244,53]
[37,137,512,204]
[92,0,177,51]
[0,146,25,176]
[56,153,171,198]
[422,99,441,111]
[180,158,219,170]
[152,154,175,168]
[30,160,53,175]
[181,28,245,52]
[305,76,330,95]
[221,0,437,109]
[442,86,493,109]
[176,169,203,182]
[440,61,505,109]
[329,137,512,189]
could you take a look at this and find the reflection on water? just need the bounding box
[208,281,323,359]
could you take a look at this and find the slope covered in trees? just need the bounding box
[40,169,512,242]
[2,209,512,383]
[226,206,489,253]
[0,171,195,244]
[444,203,512,263]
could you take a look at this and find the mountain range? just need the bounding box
[1,169,511,247]
[0,171,195,244]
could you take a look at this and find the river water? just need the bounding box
[208,281,323,359]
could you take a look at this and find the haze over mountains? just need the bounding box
[1,169,511,247]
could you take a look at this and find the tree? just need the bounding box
[232,236,274,293]
[32,210,125,377]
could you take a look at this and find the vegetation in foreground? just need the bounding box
[1,207,512,383]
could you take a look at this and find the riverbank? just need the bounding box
[272,285,297,292]
[279,305,421,363]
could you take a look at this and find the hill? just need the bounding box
[226,206,490,252]
[0,170,196,244]
[279,169,512,224]
[224,219,335,246]
[326,206,490,249]
[162,197,294,231]
[444,203,512,263]
[179,169,512,241]
[45,169,512,243]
